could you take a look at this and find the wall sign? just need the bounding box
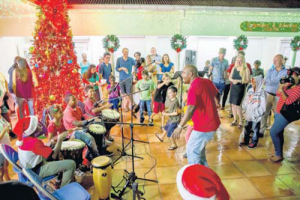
[240,21,300,32]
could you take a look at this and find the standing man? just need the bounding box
[260,54,287,136]
[116,48,136,112]
[99,52,112,84]
[209,48,229,104]
[150,47,162,80]
[173,65,220,166]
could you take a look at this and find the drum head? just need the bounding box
[102,109,120,120]
[89,124,106,134]
[61,139,85,150]
[91,156,112,168]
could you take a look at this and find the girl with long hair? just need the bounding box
[12,58,37,119]
[228,55,250,128]
[83,64,100,101]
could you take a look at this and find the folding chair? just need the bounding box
[23,168,91,200]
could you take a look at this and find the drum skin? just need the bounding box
[60,139,85,168]
[92,156,112,200]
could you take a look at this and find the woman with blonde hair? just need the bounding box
[159,54,174,81]
[228,55,250,128]
[13,58,38,119]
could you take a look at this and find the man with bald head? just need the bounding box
[260,54,287,136]
[173,65,220,166]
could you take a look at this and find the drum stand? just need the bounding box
[111,81,158,200]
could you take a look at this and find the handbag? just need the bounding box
[280,100,300,122]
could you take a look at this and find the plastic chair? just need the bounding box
[23,168,91,200]
[0,144,56,186]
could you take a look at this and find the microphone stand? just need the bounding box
[111,83,158,200]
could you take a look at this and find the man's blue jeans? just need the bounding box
[270,113,289,157]
[186,130,215,167]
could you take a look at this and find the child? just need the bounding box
[63,93,113,157]
[82,64,100,101]
[84,85,114,143]
[150,73,173,127]
[107,75,120,111]
[135,70,156,124]
[136,58,146,81]
[0,105,11,183]
[15,116,76,187]
[241,75,266,148]
[182,90,193,158]
[155,86,181,150]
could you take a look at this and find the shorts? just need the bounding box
[0,153,4,168]
[120,79,132,95]
[153,102,165,114]
[164,122,178,138]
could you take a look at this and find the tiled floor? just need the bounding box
[7,108,300,199]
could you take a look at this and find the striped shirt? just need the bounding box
[276,84,300,113]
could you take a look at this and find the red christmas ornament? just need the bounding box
[109,48,114,53]
[176,48,181,53]
[239,47,244,51]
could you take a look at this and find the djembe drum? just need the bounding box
[91,156,112,200]
[60,139,85,168]
[88,123,106,152]
[102,109,120,131]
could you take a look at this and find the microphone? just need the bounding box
[93,99,105,107]
[87,118,95,123]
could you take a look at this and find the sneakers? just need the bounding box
[269,155,283,163]
[258,133,264,138]
[74,169,85,177]
[148,119,154,126]
[247,143,257,149]
[107,135,114,142]
[239,141,249,147]
[101,150,114,157]
[105,140,112,147]
[140,117,145,123]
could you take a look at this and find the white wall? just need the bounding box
[1,36,300,81]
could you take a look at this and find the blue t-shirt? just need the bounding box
[80,61,90,75]
[158,62,174,80]
[99,63,112,84]
[116,57,136,81]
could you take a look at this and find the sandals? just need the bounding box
[168,146,178,151]
[231,121,237,126]
[238,123,243,129]
[155,133,163,142]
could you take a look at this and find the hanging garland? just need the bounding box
[171,34,187,53]
[233,35,248,51]
[103,35,120,53]
[290,36,300,52]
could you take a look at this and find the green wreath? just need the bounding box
[171,34,187,53]
[103,35,120,53]
[291,36,300,52]
[234,35,248,51]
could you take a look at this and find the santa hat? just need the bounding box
[177,164,229,200]
[13,116,38,146]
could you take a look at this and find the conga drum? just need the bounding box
[88,123,106,152]
[102,109,120,131]
[92,156,112,200]
[60,139,85,168]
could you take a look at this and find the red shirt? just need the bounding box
[63,105,83,130]
[84,98,99,117]
[47,120,66,137]
[137,66,144,81]
[276,84,300,113]
[187,77,220,132]
[227,63,252,75]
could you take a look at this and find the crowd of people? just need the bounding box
[0,45,300,195]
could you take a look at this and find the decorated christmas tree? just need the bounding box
[29,0,85,117]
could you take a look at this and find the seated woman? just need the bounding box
[269,67,300,162]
